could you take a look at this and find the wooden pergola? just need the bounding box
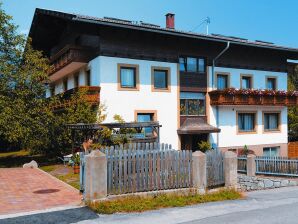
[66,121,162,148]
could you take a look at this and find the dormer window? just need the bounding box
[179,56,205,73]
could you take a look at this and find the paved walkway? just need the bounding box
[0,168,82,215]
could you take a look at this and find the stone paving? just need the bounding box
[0,168,82,215]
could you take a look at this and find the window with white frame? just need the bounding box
[120,67,137,88]
[179,56,205,73]
[264,112,280,131]
[266,77,277,90]
[238,112,256,133]
[216,74,229,90]
[263,147,279,157]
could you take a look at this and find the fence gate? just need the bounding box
[101,144,193,195]
[206,149,224,188]
[79,152,85,192]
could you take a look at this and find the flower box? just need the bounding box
[275,95,286,105]
[235,94,249,104]
[262,95,275,105]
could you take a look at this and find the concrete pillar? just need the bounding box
[192,151,207,192]
[84,150,107,201]
[224,151,237,189]
[246,154,256,176]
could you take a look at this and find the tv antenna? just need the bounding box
[192,17,211,34]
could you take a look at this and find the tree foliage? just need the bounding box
[288,67,298,141]
[0,4,97,154]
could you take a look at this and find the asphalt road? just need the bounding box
[2,187,298,224]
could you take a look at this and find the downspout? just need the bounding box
[211,41,230,148]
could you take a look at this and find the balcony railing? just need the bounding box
[209,89,298,106]
[50,86,100,110]
[49,45,96,75]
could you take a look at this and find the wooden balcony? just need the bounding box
[209,89,298,106]
[49,45,96,75]
[50,86,100,110]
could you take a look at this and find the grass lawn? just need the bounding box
[0,149,58,168]
[89,189,242,214]
[40,165,80,190]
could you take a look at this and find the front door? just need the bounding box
[181,134,209,151]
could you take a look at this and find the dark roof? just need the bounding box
[177,117,220,134]
[29,8,298,57]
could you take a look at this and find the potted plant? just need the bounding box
[198,141,211,153]
[72,153,80,174]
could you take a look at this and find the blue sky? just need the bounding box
[2,0,298,48]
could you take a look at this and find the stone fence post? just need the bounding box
[246,154,256,176]
[84,150,107,201]
[224,151,237,189]
[192,151,207,193]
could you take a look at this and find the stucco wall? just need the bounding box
[90,56,179,149]
[208,66,287,90]
[207,66,288,155]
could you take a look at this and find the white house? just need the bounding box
[30,9,298,156]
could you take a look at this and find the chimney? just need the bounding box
[165,13,175,29]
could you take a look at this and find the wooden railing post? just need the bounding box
[84,150,107,201]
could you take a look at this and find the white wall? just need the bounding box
[208,66,287,90]
[209,106,288,148]
[207,66,288,148]
[92,56,179,149]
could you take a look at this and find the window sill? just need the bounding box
[263,129,281,133]
[237,130,257,135]
[180,115,206,117]
[152,87,171,92]
[118,87,139,91]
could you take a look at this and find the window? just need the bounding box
[118,64,139,90]
[85,70,91,86]
[121,67,136,88]
[241,75,252,89]
[187,57,197,72]
[179,56,205,73]
[136,112,156,136]
[180,92,205,116]
[263,147,279,157]
[266,77,277,90]
[152,67,170,91]
[264,112,280,132]
[179,57,186,72]
[238,112,256,133]
[63,79,68,92]
[216,74,229,90]
[74,73,79,88]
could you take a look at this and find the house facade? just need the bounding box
[29,9,298,155]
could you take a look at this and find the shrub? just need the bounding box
[198,141,211,153]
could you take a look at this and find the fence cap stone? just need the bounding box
[224,151,237,158]
[247,154,256,158]
[87,149,105,157]
[192,151,205,157]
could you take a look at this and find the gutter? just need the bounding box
[211,41,230,149]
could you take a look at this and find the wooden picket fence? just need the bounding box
[99,143,193,195]
[237,156,247,173]
[256,156,298,177]
[206,150,225,188]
